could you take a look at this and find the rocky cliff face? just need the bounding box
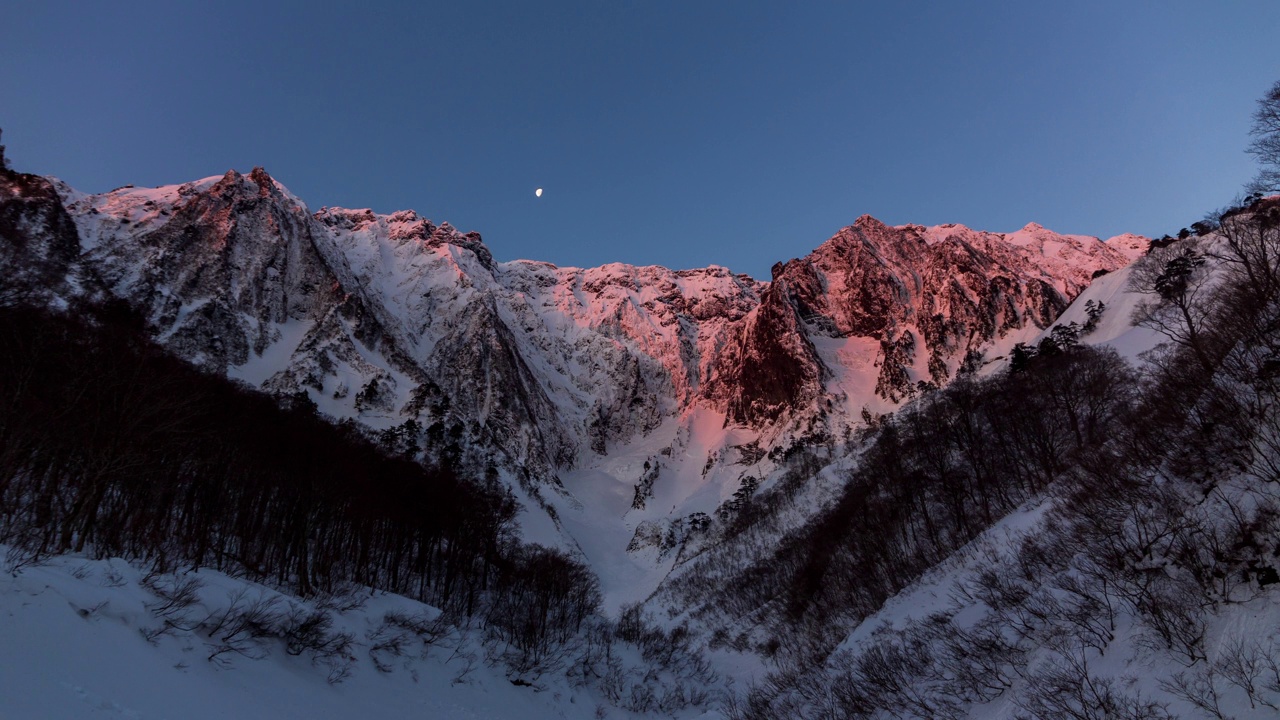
[1,166,1145,492]
[0,167,81,303]
[701,216,1140,425]
[71,169,379,372]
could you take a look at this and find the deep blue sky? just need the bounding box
[4,2,1279,278]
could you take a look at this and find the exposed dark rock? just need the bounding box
[0,169,82,302]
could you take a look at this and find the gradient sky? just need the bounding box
[4,2,1280,278]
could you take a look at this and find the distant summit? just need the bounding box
[2,163,1146,486]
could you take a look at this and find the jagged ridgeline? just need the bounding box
[0,154,1145,493]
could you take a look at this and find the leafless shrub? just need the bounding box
[1133,577,1207,666]
[932,615,1024,703]
[385,610,451,643]
[1215,633,1280,711]
[142,573,204,629]
[1017,643,1175,720]
[312,584,367,614]
[203,588,284,666]
[3,544,44,576]
[368,621,416,673]
[842,632,963,719]
[622,680,656,714]
[1049,572,1118,654]
[1160,664,1231,720]
[102,566,126,588]
[598,654,628,707]
[1260,643,1280,708]
[366,610,452,672]
[281,607,349,658]
[325,659,353,685]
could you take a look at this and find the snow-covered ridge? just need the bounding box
[2,165,1146,608]
[907,220,1138,294]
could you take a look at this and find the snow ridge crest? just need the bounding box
[7,167,1146,483]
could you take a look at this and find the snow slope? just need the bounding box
[0,549,725,720]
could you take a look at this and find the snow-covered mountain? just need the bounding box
[20,155,1280,720]
[1,165,1146,602]
[28,168,1138,451]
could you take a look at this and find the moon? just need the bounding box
[535,188,543,198]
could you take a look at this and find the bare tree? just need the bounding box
[1017,642,1175,720]
[1247,80,1280,194]
[1128,241,1219,374]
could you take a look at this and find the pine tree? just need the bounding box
[1082,300,1106,334]
[1050,322,1081,350]
[1154,249,1206,300]
[1010,342,1037,372]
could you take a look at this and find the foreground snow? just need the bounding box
[0,550,723,720]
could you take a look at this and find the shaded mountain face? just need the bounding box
[0,166,81,302]
[0,166,1144,485]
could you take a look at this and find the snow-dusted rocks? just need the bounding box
[705,215,1143,422]
[66,168,376,373]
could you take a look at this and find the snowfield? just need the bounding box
[0,549,725,720]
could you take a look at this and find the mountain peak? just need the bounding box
[1104,232,1150,261]
[428,222,494,269]
[210,166,289,202]
[248,166,274,191]
[853,213,892,232]
[314,208,494,271]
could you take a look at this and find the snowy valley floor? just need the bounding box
[0,550,723,720]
